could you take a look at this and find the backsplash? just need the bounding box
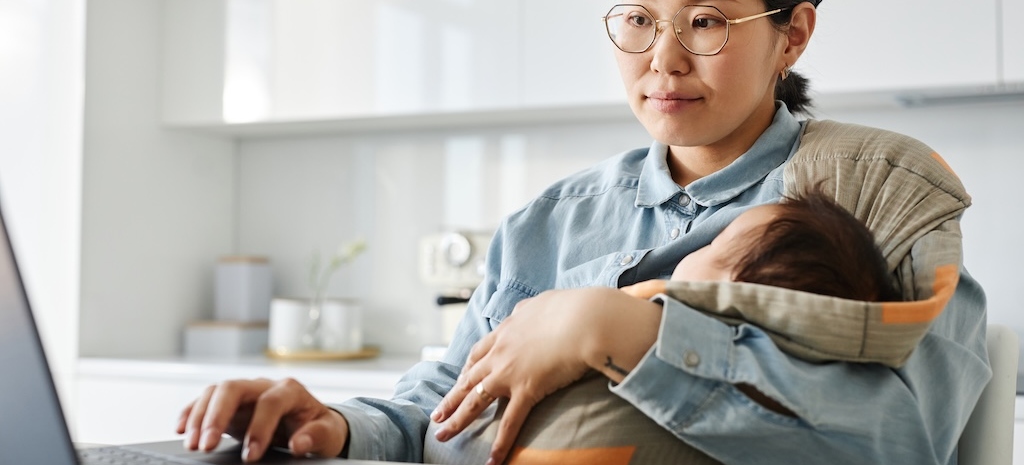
[234,100,1024,356]
[236,120,651,354]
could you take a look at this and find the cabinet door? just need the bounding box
[520,0,627,107]
[266,0,522,119]
[1005,0,1024,82]
[798,0,999,93]
[165,0,522,125]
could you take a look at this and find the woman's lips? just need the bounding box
[646,92,702,113]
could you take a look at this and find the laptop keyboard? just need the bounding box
[78,445,207,465]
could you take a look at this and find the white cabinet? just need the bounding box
[798,0,999,93]
[163,0,1014,131]
[74,357,416,445]
[1005,0,1024,83]
[164,0,521,125]
[520,0,625,107]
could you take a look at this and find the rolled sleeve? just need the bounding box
[328,402,390,460]
[609,273,989,465]
[610,295,731,429]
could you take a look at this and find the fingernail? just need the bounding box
[434,428,449,442]
[200,428,218,451]
[292,434,312,453]
[242,440,261,463]
[431,409,442,421]
[485,458,496,465]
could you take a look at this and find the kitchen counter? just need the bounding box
[77,354,420,392]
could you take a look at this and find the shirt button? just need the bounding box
[669,228,680,240]
[620,255,634,266]
[679,194,692,206]
[683,350,701,368]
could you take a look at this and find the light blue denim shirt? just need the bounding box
[332,105,989,464]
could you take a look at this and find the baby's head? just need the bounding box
[673,191,901,302]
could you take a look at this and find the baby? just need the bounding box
[623,190,902,302]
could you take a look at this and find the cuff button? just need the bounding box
[683,350,701,368]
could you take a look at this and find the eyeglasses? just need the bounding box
[602,4,787,56]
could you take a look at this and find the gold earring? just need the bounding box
[780,66,791,80]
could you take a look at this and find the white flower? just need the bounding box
[308,238,367,303]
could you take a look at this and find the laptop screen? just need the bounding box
[0,205,79,464]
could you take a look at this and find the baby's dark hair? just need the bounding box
[763,0,821,116]
[731,189,902,302]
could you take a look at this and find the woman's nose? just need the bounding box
[649,26,692,75]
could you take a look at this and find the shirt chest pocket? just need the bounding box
[554,251,645,290]
[480,280,538,329]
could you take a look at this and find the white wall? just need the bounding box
[816,101,1024,330]
[79,0,236,358]
[236,122,650,354]
[78,0,1024,359]
[0,0,84,417]
[234,101,1024,355]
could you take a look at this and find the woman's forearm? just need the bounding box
[579,287,664,384]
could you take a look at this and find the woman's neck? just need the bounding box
[666,147,740,187]
[667,101,778,187]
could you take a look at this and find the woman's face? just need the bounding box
[613,0,787,150]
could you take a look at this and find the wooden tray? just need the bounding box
[265,346,380,361]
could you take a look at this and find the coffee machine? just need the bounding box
[418,230,492,360]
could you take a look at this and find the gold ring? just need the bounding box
[475,383,497,404]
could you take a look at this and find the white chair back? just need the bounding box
[958,324,1018,465]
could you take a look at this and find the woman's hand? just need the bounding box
[430,287,662,465]
[177,378,349,463]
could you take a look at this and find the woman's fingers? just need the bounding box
[431,368,477,423]
[178,377,349,463]
[241,378,349,462]
[433,333,498,423]
[176,401,194,435]
[239,381,289,461]
[287,409,349,459]
[181,379,273,452]
[489,395,534,465]
[433,378,503,442]
[203,379,278,451]
[182,384,216,450]
[461,331,497,379]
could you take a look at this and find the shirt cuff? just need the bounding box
[327,402,386,461]
[609,295,738,428]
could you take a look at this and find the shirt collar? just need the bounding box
[635,103,802,208]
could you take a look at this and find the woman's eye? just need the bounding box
[691,16,725,30]
[627,13,654,28]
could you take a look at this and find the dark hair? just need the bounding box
[763,0,820,116]
[731,189,902,302]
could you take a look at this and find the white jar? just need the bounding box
[215,256,273,322]
[268,297,313,353]
[318,299,363,353]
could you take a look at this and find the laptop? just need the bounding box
[0,202,381,463]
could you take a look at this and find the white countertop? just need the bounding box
[77,355,421,392]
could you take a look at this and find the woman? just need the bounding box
[178,1,989,464]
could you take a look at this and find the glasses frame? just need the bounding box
[602,4,787,56]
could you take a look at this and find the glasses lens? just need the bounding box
[674,6,729,55]
[605,5,656,53]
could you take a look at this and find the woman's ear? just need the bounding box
[781,3,816,67]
